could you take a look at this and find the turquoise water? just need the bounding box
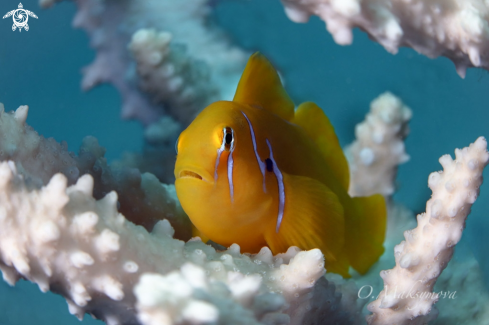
[0,0,487,323]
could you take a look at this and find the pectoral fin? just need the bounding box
[264,173,347,273]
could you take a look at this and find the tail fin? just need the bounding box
[344,194,386,274]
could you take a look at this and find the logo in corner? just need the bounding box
[3,3,38,32]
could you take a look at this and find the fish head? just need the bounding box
[175,100,247,184]
[174,100,270,242]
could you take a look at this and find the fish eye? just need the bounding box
[225,133,232,145]
[223,127,234,151]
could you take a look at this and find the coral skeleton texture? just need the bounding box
[0,97,487,324]
[0,161,349,325]
[0,104,191,237]
[40,0,246,128]
[0,104,365,324]
[280,0,489,77]
[128,29,219,128]
[345,92,411,198]
[37,0,249,184]
[2,1,487,324]
[367,137,489,324]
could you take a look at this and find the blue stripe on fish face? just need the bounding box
[241,111,267,193]
[228,150,234,203]
[265,139,285,233]
[241,111,285,232]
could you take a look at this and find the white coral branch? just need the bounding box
[367,137,489,324]
[0,103,191,237]
[129,29,219,135]
[0,160,364,324]
[280,0,489,77]
[345,92,412,198]
[40,0,247,126]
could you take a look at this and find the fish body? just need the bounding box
[175,53,386,277]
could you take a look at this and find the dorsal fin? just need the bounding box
[293,102,350,190]
[233,52,294,121]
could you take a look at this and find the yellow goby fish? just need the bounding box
[174,53,386,277]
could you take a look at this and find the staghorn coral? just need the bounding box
[341,95,489,324]
[37,0,248,185]
[353,195,489,325]
[0,103,191,238]
[0,160,361,325]
[3,2,486,324]
[367,137,489,324]
[345,92,412,198]
[39,0,246,128]
[128,29,219,131]
[344,93,415,309]
[280,0,489,77]
[0,94,488,324]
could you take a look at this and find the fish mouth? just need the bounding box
[176,165,213,184]
[179,170,203,180]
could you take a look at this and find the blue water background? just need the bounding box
[0,0,487,323]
